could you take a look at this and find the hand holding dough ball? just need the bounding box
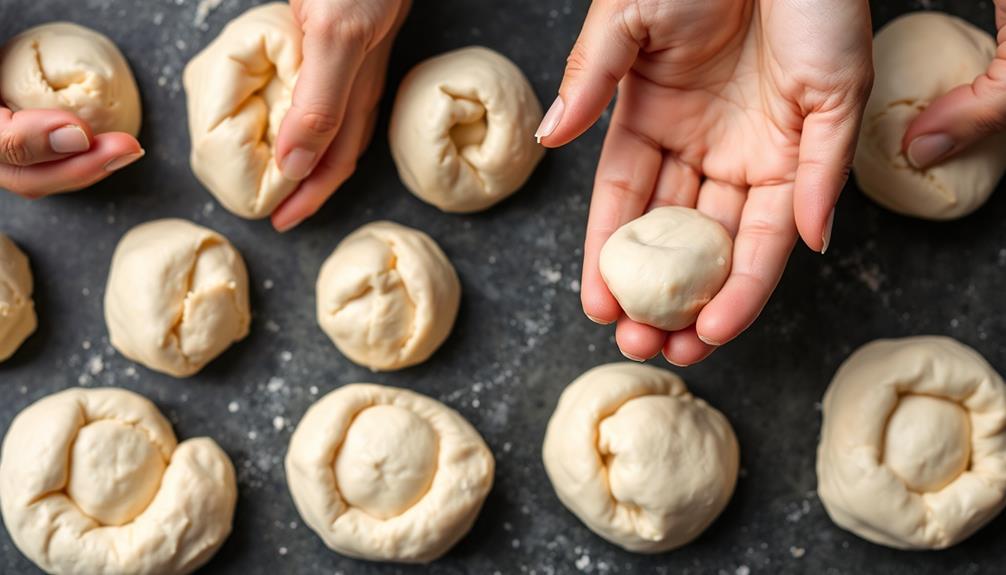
[817,336,1006,549]
[285,384,494,563]
[0,235,36,362]
[0,387,237,574]
[316,221,460,371]
[105,219,251,377]
[543,363,739,553]
[389,46,544,212]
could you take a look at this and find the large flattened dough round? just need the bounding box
[0,234,36,362]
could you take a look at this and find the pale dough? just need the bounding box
[542,363,739,553]
[104,219,251,377]
[599,207,732,331]
[0,387,237,574]
[1,22,141,136]
[853,12,1006,219]
[285,383,494,563]
[316,221,460,371]
[817,336,1006,549]
[0,234,35,362]
[389,46,544,213]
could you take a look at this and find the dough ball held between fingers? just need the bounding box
[0,234,36,362]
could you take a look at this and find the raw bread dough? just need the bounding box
[0,387,237,574]
[285,383,494,563]
[184,3,300,219]
[316,221,460,371]
[0,234,35,362]
[389,46,544,213]
[853,13,1006,219]
[817,336,1006,549]
[104,219,251,377]
[599,207,732,331]
[542,363,739,553]
[1,22,141,136]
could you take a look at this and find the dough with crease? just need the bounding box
[0,234,35,362]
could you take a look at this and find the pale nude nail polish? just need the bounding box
[535,96,565,143]
[104,150,145,172]
[49,125,89,154]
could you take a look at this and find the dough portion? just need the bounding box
[0,235,36,362]
[853,13,1006,219]
[0,387,237,575]
[285,383,494,563]
[817,336,1006,549]
[183,2,300,219]
[316,221,460,371]
[1,22,141,136]
[599,207,732,331]
[389,46,544,212]
[104,219,251,377]
[542,363,739,553]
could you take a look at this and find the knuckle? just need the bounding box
[307,9,374,44]
[299,108,342,136]
[0,130,32,166]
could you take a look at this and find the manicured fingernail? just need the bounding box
[103,149,145,172]
[822,207,835,255]
[275,216,306,233]
[281,147,316,180]
[697,333,721,346]
[535,96,564,143]
[906,133,954,169]
[586,313,612,325]
[49,125,89,154]
[621,349,646,362]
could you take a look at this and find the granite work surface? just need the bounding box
[0,0,1004,573]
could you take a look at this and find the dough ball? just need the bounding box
[104,219,251,377]
[542,363,739,553]
[853,13,1006,219]
[316,221,460,371]
[1,22,141,136]
[599,207,732,331]
[817,336,1006,549]
[0,387,237,574]
[184,3,300,219]
[0,235,36,362]
[389,46,544,213]
[285,383,494,563]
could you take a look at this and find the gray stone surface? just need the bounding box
[0,0,1003,573]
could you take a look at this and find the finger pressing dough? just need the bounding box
[817,336,1006,549]
[543,363,739,552]
[105,219,251,377]
[0,22,141,136]
[389,46,544,213]
[0,387,237,574]
[184,2,300,219]
[599,207,732,331]
[285,383,494,563]
[316,221,460,371]
[0,235,35,362]
[853,13,1006,219]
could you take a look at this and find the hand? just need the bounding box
[538,0,873,365]
[271,0,411,232]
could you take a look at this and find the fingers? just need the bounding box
[646,153,700,211]
[615,316,666,362]
[662,327,716,367]
[695,179,746,237]
[0,108,95,166]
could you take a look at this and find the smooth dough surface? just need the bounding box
[542,363,739,553]
[1,22,141,136]
[599,207,732,331]
[389,46,544,212]
[817,336,1006,549]
[105,218,251,377]
[184,2,300,218]
[285,383,494,563]
[0,387,237,575]
[853,13,1006,219]
[316,221,460,371]
[0,235,36,362]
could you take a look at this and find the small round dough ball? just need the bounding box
[599,207,732,331]
[0,234,36,362]
[817,336,1006,549]
[389,46,544,213]
[316,221,460,371]
[542,363,739,553]
[285,384,494,563]
[104,219,251,377]
[853,13,1006,219]
[1,22,141,136]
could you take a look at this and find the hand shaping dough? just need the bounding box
[853,13,1006,219]
[0,387,237,574]
[316,221,460,371]
[1,22,141,136]
[817,336,1006,549]
[184,3,300,219]
[600,207,732,331]
[389,46,544,212]
[542,363,739,553]
[285,383,494,563]
[105,219,251,377]
[0,235,35,362]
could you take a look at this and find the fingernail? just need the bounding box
[822,207,835,255]
[663,352,689,368]
[697,333,721,346]
[49,125,89,154]
[586,313,613,326]
[620,349,646,362]
[906,133,954,169]
[103,149,145,172]
[281,147,317,180]
[275,216,306,233]
[535,96,564,143]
